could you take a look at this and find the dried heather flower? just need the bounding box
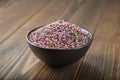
[29,20,90,49]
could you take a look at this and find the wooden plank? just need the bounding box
[75,0,120,80]
[1,0,108,79]
[70,0,108,32]
[0,0,120,80]
[0,0,50,44]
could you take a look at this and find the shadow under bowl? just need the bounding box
[26,26,93,67]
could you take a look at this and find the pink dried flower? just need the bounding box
[29,20,90,49]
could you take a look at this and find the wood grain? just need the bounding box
[0,0,50,44]
[75,0,120,80]
[0,0,120,80]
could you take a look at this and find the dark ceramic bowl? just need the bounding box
[26,26,93,67]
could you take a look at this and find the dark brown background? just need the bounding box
[0,0,120,80]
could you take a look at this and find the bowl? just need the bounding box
[26,26,93,67]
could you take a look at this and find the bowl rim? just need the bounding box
[26,26,93,50]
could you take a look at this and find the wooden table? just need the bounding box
[0,0,120,80]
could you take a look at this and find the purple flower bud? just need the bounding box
[29,20,90,49]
